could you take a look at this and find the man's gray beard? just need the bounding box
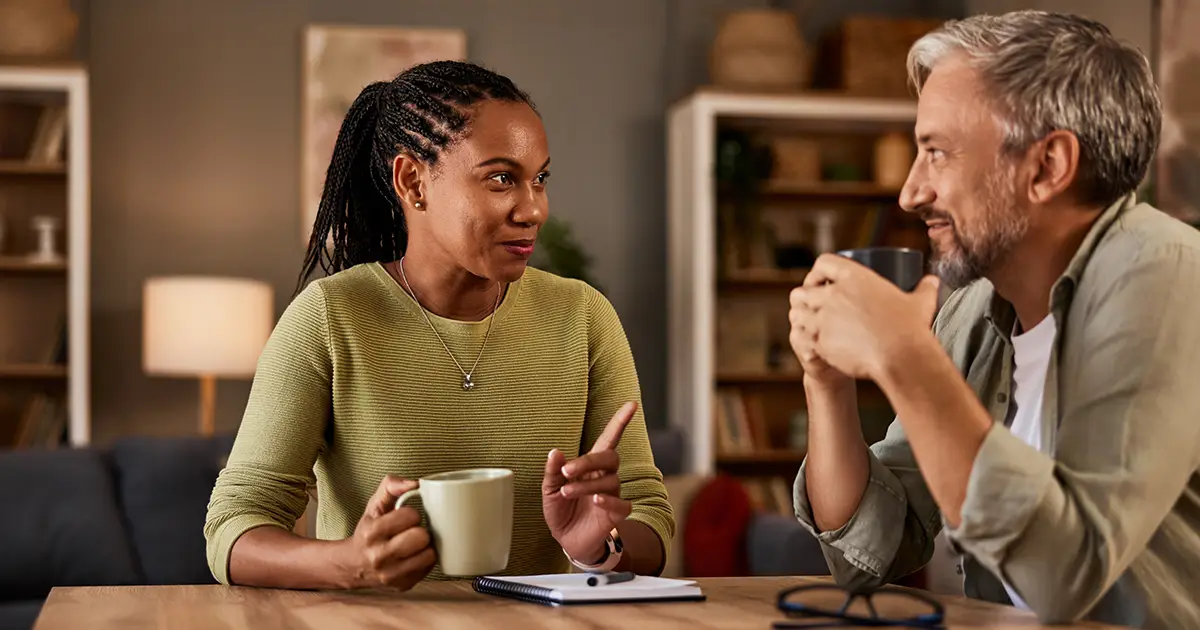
[930,171,1030,290]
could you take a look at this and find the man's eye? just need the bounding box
[535,172,550,185]
[490,173,514,185]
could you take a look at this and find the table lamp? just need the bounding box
[142,276,274,436]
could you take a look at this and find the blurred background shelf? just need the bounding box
[0,64,90,449]
[0,363,67,379]
[0,160,66,176]
[716,371,804,384]
[719,268,808,288]
[667,90,925,476]
[0,256,67,273]
[759,180,902,200]
[716,449,807,465]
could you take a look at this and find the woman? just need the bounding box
[202,60,673,591]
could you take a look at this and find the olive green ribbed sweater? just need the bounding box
[203,263,674,585]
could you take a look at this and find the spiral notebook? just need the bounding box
[472,573,706,606]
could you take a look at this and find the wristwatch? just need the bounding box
[564,527,624,573]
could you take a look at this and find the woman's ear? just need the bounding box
[392,153,427,210]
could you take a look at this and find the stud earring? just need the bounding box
[414,201,424,209]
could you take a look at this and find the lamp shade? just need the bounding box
[143,276,274,378]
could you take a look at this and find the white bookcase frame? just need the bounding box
[0,65,91,446]
[666,90,916,475]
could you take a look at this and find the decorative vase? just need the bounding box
[29,215,62,264]
[874,132,915,188]
[710,9,811,91]
[0,0,79,61]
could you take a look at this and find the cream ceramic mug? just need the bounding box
[394,468,514,577]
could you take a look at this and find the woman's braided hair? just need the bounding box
[296,60,535,294]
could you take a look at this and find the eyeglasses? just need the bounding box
[773,583,946,629]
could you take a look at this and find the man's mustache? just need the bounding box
[919,208,954,223]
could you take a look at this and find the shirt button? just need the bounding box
[997,392,1008,403]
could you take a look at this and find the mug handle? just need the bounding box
[395,487,421,511]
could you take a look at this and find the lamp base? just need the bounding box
[199,375,216,437]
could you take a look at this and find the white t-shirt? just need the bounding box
[1001,314,1058,609]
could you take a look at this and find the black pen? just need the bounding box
[587,571,636,587]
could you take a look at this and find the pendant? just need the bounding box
[463,374,475,391]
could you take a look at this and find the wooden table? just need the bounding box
[33,576,1125,629]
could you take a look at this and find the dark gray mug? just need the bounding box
[836,247,925,292]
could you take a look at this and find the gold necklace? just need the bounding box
[398,257,502,391]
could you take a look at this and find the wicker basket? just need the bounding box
[710,9,810,91]
[814,16,945,98]
[0,0,79,60]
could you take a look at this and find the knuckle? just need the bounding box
[412,526,432,550]
[394,506,421,527]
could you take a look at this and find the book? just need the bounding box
[472,573,706,606]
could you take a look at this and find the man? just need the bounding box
[788,10,1200,629]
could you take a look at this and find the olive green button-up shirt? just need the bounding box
[793,194,1200,629]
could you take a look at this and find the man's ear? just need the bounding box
[392,153,427,210]
[1027,130,1080,205]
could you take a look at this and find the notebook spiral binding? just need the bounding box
[472,576,556,605]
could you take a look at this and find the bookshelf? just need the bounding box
[0,64,90,448]
[666,89,925,499]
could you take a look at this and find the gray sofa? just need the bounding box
[0,428,824,630]
[0,435,235,630]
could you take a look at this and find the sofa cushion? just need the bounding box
[683,474,752,576]
[0,600,44,630]
[647,428,685,477]
[746,511,830,576]
[660,473,710,578]
[0,448,142,600]
[109,434,234,585]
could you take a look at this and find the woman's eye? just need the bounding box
[535,172,550,185]
[490,173,514,186]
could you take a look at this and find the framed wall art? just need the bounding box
[300,25,467,245]
[1154,0,1200,225]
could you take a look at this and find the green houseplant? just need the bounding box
[531,216,605,293]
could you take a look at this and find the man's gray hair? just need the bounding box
[908,10,1162,208]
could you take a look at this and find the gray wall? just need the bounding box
[85,0,963,443]
[967,0,1152,55]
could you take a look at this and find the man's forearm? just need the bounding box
[803,377,871,532]
[874,333,992,529]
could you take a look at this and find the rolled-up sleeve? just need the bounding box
[203,281,333,585]
[945,244,1200,624]
[793,419,942,590]
[582,287,675,568]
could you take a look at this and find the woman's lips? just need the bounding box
[502,241,535,258]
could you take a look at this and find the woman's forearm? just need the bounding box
[614,520,665,575]
[228,526,354,590]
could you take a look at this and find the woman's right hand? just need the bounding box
[334,475,437,591]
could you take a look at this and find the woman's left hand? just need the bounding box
[542,401,637,566]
